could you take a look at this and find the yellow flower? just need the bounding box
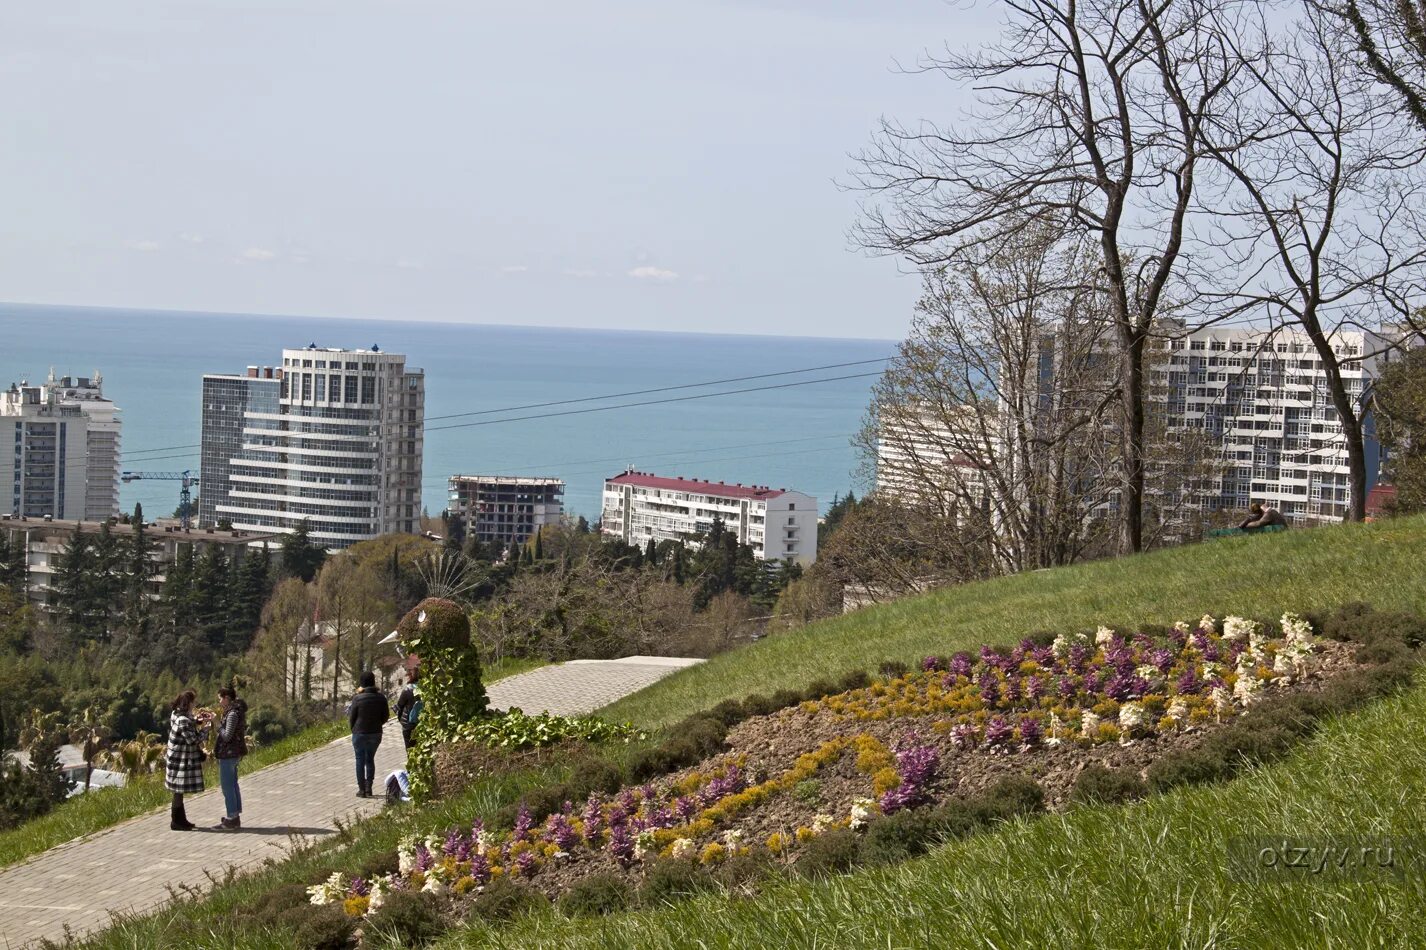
[342,896,370,918]
[699,842,727,865]
[795,827,815,843]
[766,832,788,854]
[872,768,901,796]
[453,876,478,896]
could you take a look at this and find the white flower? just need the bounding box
[474,830,492,856]
[722,829,744,850]
[1222,616,1257,641]
[633,828,658,861]
[1118,702,1145,731]
[422,874,447,896]
[849,798,878,829]
[1173,621,1191,635]
[1233,670,1260,706]
[1281,612,1314,643]
[306,871,347,906]
[1167,698,1189,722]
[1211,685,1233,715]
[1080,711,1101,739]
[812,814,836,834]
[1095,626,1116,646]
[1052,633,1073,657]
[367,879,388,914]
[1272,651,1294,679]
[1201,661,1221,678]
[1199,615,1217,634]
[1046,711,1065,747]
[670,837,696,860]
[396,835,418,875]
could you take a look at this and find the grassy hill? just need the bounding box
[606,516,1426,730]
[439,515,1426,948]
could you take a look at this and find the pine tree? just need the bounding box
[55,532,100,643]
[226,543,272,654]
[162,543,196,630]
[192,545,231,651]
[280,520,326,582]
[644,538,658,566]
[122,504,157,641]
[532,528,545,563]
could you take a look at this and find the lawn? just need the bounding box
[604,516,1426,730]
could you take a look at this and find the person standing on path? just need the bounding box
[165,690,210,831]
[394,668,421,750]
[213,686,248,830]
[348,671,389,798]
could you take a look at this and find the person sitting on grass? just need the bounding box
[1239,502,1289,531]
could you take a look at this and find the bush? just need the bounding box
[876,659,910,679]
[738,693,779,717]
[796,828,862,878]
[364,889,447,946]
[559,872,635,917]
[468,877,549,922]
[245,705,294,745]
[251,882,312,918]
[924,799,983,841]
[793,779,822,805]
[1146,749,1230,792]
[1070,766,1148,806]
[276,904,356,950]
[707,699,746,727]
[979,775,1045,816]
[1355,638,1413,666]
[569,758,624,795]
[860,809,944,865]
[803,678,838,701]
[835,670,872,693]
[640,858,714,906]
[769,689,803,709]
[358,850,400,880]
[1201,723,1296,766]
[714,848,776,892]
[1320,601,1377,641]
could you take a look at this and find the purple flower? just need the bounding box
[1175,668,1202,695]
[512,805,533,842]
[547,813,579,851]
[443,827,464,856]
[469,853,491,885]
[1082,671,1103,695]
[1149,648,1176,673]
[984,717,1014,747]
[415,845,434,873]
[1104,672,1148,702]
[347,877,370,898]
[515,851,537,878]
[582,794,603,842]
[470,817,484,841]
[1068,643,1093,672]
[1058,676,1078,700]
[977,670,1000,706]
[1032,645,1056,666]
[1017,716,1042,746]
[674,795,698,822]
[922,655,945,672]
[1169,626,1188,648]
[618,789,638,813]
[878,743,939,814]
[1003,677,1022,705]
[949,652,973,679]
[608,824,635,867]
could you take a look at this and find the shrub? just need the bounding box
[1070,766,1148,806]
[559,872,635,917]
[803,678,838,701]
[979,775,1045,816]
[250,882,312,918]
[1147,749,1230,792]
[715,848,777,892]
[739,693,779,717]
[468,877,549,922]
[276,904,357,950]
[769,689,803,709]
[1320,601,1377,641]
[569,758,624,795]
[876,659,910,679]
[1201,724,1296,766]
[860,809,944,865]
[796,828,862,879]
[1355,638,1413,666]
[358,850,400,880]
[924,799,982,841]
[640,858,714,906]
[793,779,822,805]
[707,699,747,726]
[835,670,873,693]
[364,889,447,947]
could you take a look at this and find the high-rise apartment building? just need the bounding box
[199,346,424,549]
[447,475,564,551]
[600,470,818,565]
[1156,327,1388,524]
[0,370,121,521]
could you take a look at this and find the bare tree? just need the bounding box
[859,226,1121,572]
[854,0,1254,552]
[250,577,314,703]
[1199,4,1426,519]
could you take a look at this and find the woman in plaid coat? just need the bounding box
[165,690,211,831]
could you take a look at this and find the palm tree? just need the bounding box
[100,731,165,780]
[68,705,115,792]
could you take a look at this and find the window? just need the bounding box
[301,374,312,401]
[361,377,376,404]
[345,376,359,402]
[315,374,326,401]
[788,503,796,510]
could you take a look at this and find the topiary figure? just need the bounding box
[399,597,489,801]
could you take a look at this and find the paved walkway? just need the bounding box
[0,656,699,949]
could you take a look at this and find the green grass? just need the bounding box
[482,655,548,683]
[447,676,1426,949]
[605,516,1426,730]
[0,717,349,869]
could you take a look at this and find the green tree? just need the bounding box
[226,543,272,654]
[1375,345,1426,513]
[121,505,157,641]
[54,532,102,643]
[280,520,327,582]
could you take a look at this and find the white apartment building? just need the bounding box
[600,470,818,566]
[448,475,564,551]
[199,346,424,549]
[1156,326,1386,524]
[1,370,121,521]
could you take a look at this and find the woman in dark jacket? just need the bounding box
[348,671,389,798]
[165,690,211,831]
[213,686,248,830]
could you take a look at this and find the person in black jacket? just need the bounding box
[394,668,421,750]
[213,686,248,829]
[348,671,389,798]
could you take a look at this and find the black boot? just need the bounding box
[170,793,195,831]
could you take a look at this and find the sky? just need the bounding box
[0,0,997,340]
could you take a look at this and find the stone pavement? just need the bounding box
[0,656,699,949]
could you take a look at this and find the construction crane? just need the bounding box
[120,470,201,530]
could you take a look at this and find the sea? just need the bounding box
[0,302,895,521]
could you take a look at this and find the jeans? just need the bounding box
[352,732,382,788]
[219,757,242,817]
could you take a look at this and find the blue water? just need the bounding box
[0,303,893,520]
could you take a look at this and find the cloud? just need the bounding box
[627,266,679,281]
[395,258,424,270]
[124,239,161,252]
[500,264,529,274]
[563,267,599,278]
[177,232,205,245]
[240,247,276,262]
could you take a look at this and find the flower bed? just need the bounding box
[293,606,1420,946]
